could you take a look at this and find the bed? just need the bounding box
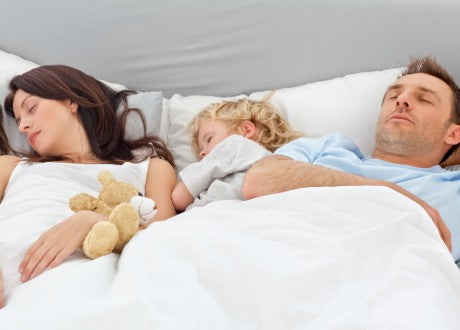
[1,1,460,329]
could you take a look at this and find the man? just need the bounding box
[242,57,460,261]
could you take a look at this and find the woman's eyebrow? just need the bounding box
[20,95,32,109]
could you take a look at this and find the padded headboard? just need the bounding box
[0,0,459,97]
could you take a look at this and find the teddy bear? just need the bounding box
[69,170,157,259]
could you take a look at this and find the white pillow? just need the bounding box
[0,49,165,153]
[167,68,403,172]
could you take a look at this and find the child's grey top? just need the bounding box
[179,134,272,210]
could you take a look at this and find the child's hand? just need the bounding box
[18,211,106,282]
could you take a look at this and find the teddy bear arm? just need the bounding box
[69,193,111,215]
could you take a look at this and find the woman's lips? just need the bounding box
[28,131,39,145]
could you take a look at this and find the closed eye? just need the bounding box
[418,96,432,104]
[385,92,398,100]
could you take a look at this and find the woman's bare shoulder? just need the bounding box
[146,157,176,187]
[0,155,20,170]
[0,155,20,200]
[147,157,174,170]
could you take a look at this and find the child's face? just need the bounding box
[197,119,236,159]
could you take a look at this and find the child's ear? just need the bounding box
[240,120,257,139]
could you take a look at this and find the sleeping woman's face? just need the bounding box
[12,89,79,156]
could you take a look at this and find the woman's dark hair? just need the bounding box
[0,105,12,155]
[3,65,174,166]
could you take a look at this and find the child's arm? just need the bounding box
[172,181,195,211]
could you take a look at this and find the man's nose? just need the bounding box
[396,90,411,109]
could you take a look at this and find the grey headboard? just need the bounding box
[0,0,458,97]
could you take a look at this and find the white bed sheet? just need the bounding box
[1,186,460,329]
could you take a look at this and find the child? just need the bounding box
[172,93,302,211]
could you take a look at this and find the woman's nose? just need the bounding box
[18,120,31,133]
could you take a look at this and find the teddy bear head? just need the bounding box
[98,170,140,208]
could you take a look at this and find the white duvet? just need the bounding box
[1,186,460,329]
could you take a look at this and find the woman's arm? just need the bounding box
[143,158,177,225]
[19,158,176,281]
[19,210,108,282]
[0,155,19,202]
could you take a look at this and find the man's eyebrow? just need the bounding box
[385,84,402,93]
[382,84,401,101]
[418,86,441,102]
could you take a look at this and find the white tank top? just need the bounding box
[1,158,150,226]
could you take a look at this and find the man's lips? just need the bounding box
[388,114,413,123]
[28,131,40,145]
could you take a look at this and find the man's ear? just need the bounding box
[240,120,257,139]
[445,123,460,146]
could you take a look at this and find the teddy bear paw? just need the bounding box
[82,221,119,259]
[109,203,140,244]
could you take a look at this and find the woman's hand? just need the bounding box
[19,210,106,282]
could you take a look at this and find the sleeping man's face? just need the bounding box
[374,73,456,159]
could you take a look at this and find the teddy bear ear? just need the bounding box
[98,170,116,185]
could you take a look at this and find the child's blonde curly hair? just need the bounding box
[189,91,302,156]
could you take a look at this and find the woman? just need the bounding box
[0,65,176,292]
